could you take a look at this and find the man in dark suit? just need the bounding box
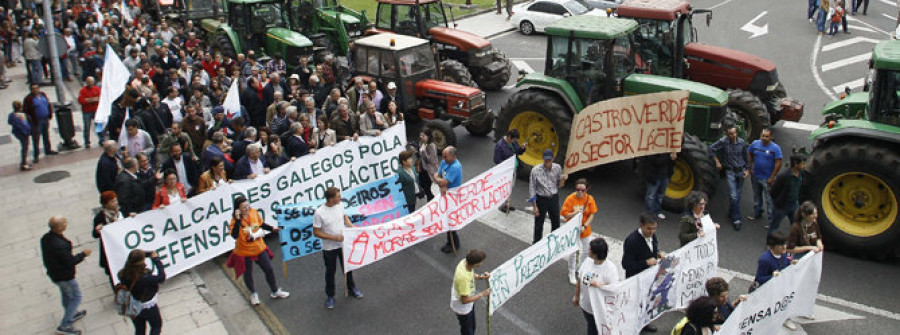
[202,132,234,173]
[241,77,266,128]
[161,68,188,99]
[95,140,120,193]
[115,157,146,216]
[262,73,290,109]
[161,143,200,196]
[622,213,666,332]
[284,122,309,159]
[233,143,269,180]
[230,126,256,163]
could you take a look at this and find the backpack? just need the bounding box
[114,275,143,319]
[671,317,698,335]
[832,8,844,22]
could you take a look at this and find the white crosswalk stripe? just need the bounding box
[832,77,866,93]
[821,36,880,52]
[821,53,871,72]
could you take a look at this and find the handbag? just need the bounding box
[114,274,144,319]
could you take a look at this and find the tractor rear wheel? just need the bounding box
[440,60,478,88]
[475,51,511,91]
[727,90,770,141]
[807,141,900,259]
[216,34,237,60]
[424,119,457,152]
[494,89,571,174]
[465,110,494,137]
[661,134,718,212]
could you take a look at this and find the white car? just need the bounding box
[510,0,607,35]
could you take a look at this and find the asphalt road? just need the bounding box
[248,1,900,333]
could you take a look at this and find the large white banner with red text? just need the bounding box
[341,157,516,272]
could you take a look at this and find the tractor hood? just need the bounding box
[428,27,491,51]
[415,79,482,98]
[821,92,868,119]
[624,73,728,106]
[684,43,776,72]
[319,9,362,24]
[266,27,313,47]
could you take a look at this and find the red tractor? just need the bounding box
[370,0,511,91]
[616,0,803,140]
[350,33,493,148]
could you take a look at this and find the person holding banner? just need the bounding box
[493,129,525,213]
[622,213,665,333]
[752,233,799,330]
[118,249,167,335]
[678,191,719,247]
[313,187,363,309]
[228,196,290,306]
[671,296,718,335]
[572,238,618,335]
[93,191,125,290]
[561,178,598,285]
[435,146,463,253]
[451,249,491,335]
[234,143,270,180]
[417,131,439,201]
[786,201,825,259]
[397,150,419,213]
[529,149,567,244]
[705,277,746,325]
[152,169,187,209]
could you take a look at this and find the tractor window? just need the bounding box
[251,3,284,30]
[398,45,435,76]
[633,19,674,77]
[354,47,370,74]
[382,51,397,78]
[422,2,447,30]
[547,36,570,78]
[396,5,420,36]
[230,4,247,29]
[376,4,392,29]
[874,69,900,125]
[574,38,608,104]
[366,49,381,75]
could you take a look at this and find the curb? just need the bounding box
[214,255,290,335]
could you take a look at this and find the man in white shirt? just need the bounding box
[572,238,619,335]
[313,187,363,309]
[121,120,154,158]
[162,87,184,123]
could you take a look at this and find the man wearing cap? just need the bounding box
[380,82,400,114]
[529,149,568,243]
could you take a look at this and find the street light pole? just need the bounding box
[39,0,79,150]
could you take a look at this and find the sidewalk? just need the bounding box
[453,7,518,38]
[0,64,269,334]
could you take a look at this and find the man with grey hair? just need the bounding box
[303,96,324,123]
[234,142,269,180]
[202,131,233,172]
[41,215,91,335]
[330,103,359,142]
[232,126,257,162]
[271,104,293,136]
[116,156,146,216]
[266,91,285,126]
[96,140,120,193]
[359,101,386,136]
[286,122,310,159]
[346,78,366,113]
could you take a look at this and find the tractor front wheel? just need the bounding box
[440,60,478,88]
[661,134,718,212]
[465,110,494,137]
[494,90,571,174]
[807,141,900,259]
[424,119,457,152]
[727,90,770,141]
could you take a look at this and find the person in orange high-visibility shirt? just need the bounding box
[226,196,290,306]
[561,178,598,286]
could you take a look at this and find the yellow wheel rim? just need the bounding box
[823,172,898,237]
[666,158,694,201]
[510,111,559,166]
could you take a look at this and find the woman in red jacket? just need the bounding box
[152,169,186,209]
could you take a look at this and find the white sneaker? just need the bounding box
[657,213,666,220]
[250,292,260,305]
[270,288,290,299]
[568,273,577,285]
[783,319,798,331]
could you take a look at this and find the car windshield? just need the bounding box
[564,0,590,15]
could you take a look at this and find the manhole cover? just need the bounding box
[34,171,71,183]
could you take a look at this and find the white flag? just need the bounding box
[117,108,131,150]
[222,80,241,120]
[94,44,130,133]
[93,2,104,26]
[119,2,133,22]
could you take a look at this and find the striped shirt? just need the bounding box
[529,163,563,199]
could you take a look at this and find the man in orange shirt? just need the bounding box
[561,178,598,285]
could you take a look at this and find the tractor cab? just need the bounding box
[825,41,900,126]
[375,0,450,37]
[544,15,639,106]
[227,0,285,49]
[352,34,438,113]
[214,0,312,66]
[615,0,702,78]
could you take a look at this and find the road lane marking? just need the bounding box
[781,121,822,132]
[847,24,876,33]
[709,0,737,10]
[811,35,838,101]
[411,249,541,334]
[845,15,890,35]
[510,59,535,74]
[821,53,871,72]
[821,36,880,52]
[883,13,895,21]
[478,209,900,322]
[832,78,866,93]
[879,0,893,6]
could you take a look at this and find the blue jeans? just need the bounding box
[15,133,29,165]
[456,309,476,335]
[808,0,817,19]
[82,112,99,145]
[31,118,52,159]
[750,177,773,222]
[55,279,82,328]
[769,201,799,234]
[829,22,840,35]
[27,59,43,84]
[725,170,745,223]
[816,8,827,32]
[644,177,668,215]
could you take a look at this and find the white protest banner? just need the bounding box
[563,90,690,174]
[588,217,718,334]
[341,157,516,272]
[94,44,130,133]
[101,125,407,283]
[717,252,822,335]
[488,213,582,315]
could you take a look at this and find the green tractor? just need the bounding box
[287,0,370,59]
[495,15,735,210]
[199,0,313,66]
[806,40,900,259]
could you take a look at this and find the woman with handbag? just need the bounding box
[118,249,166,335]
[226,196,290,305]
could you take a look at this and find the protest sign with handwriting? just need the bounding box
[564,90,689,174]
